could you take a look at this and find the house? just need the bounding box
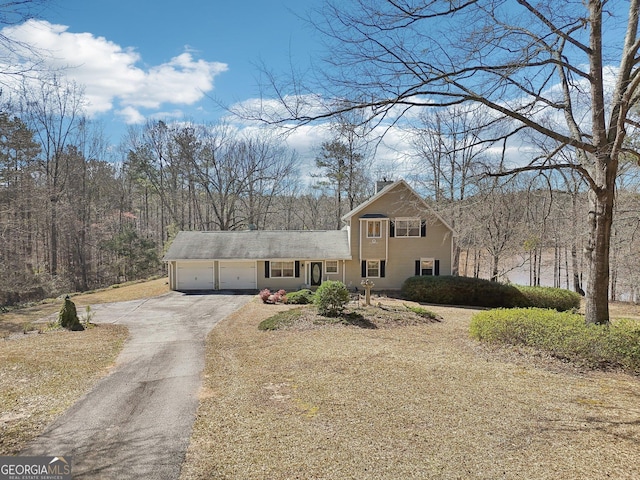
[163,179,454,291]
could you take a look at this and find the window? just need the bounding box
[367,260,380,278]
[325,260,338,274]
[420,258,434,276]
[271,261,294,278]
[367,220,381,238]
[395,218,421,237]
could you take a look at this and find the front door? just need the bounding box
[310,262,323,286]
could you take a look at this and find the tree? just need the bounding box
[410,106,490,274]
[0,0,51,86]
[254,0,640,325]
[314,140,352,229]
[18,75,85,277]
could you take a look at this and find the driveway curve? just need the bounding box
[22,291,251,479]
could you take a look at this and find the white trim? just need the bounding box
[270,260,296,278]
[394,217,421,237]
[420,257,435,276]
[367,259,381,278]
[325,260,338,274]
[366,219,382,238]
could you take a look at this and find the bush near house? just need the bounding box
[314,281,350,317]
[470,308,640,373]
[285,289,315,305]
[401,276,581,311]
[259,289,287,304]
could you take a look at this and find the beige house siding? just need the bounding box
[343,181,453,290]
[256,260,347,291]
[165,180,454,292]
[359,218,389,260]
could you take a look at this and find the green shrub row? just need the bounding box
[401,275,581,311]
[470,308,640,373]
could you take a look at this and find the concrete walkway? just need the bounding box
[23,292,251,479]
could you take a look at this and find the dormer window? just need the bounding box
[367,220,381,238]
[395,218,421,237]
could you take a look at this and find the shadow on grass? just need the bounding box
[340,312,378,329]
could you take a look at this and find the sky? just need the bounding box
[5,0,323,143]
[0,0,632,180]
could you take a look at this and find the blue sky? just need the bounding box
[8,0,322,142]
[2,0,632,178]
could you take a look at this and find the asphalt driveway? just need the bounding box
[22,291,252,479]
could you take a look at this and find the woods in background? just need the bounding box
[2,80,640,306]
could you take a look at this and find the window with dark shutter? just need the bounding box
[435,259,440,276]
[295,261,300,278]
[380,260,386,278]
[361,260,367,277]
[264,261,270,278]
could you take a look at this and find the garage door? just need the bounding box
[176,261,214,290]
[219,261,257,290]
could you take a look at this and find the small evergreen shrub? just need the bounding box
[470,308,640,373]
[401,276,580,311]
[58,296,84,331]
[314,281,350,317]
[285,289,315,305]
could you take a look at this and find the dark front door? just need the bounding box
[310,262,323,286]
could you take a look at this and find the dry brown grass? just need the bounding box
[181,297,640,480]
[0,324,128,454]
[0,277,169,337]
[0,278,168,453]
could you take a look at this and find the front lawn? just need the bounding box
[180,297,640,479]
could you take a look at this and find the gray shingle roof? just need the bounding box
[163,230,352,261]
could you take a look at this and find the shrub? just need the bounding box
[314,281,350,317]
[470,308,640,373]
[401,276,527,308]
[258,309,303,331]
[259,288,287,304]
[285,289,315,305]
[58,296,84,331]
[401,275,580,311]
[516,285,581,311]
[259,289,271,303]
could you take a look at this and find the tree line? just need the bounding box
[2,75,640,307]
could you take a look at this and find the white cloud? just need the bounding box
[0,20,228,123]
[116,106,145,125]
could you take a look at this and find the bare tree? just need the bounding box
[410,106,491,274]
[0,0,51,87]
[19,75,85,276]
[251,0,640,325]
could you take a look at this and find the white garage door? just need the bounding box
[219,261,257,290]
[176,261,214,290]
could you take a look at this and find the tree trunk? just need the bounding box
[584,179,614,325]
